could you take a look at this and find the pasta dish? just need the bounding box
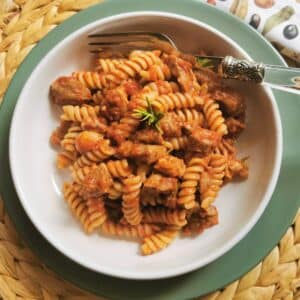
[49,49,248,255]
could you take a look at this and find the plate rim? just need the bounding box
[0,0,299,299]
[8,10,283,280]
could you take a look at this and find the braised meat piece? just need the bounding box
[228,159,249,179]
[225,117,245,137]
[212,87,245,117]
[153,80,180,94]
[50,120,72,146]
[50,76,91,105]
[194,68,223,92]
[187,126,221,153]
[83,164,113,194]
[131,144,167,164]
[134,128,164,145]
[159,112,183,137]
[154,155,185,178]
[122,79,141,96]
[106,123,125,144]
[166,55,200,92]
[117,141,167,164]
[183,206,219,236]
[143,174,178,195]
[100,86,128,121]
[116,140,134,157]
[81,116,107,134]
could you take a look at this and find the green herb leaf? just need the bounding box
[196,57,214,69]
[133,97,164,132]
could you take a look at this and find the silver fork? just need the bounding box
[88,31,300,95]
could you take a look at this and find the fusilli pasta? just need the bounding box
[178,158,207,209]
[50,49,248,255]
[141,227,178,255]
[152,92,203,112]
[101,221,160,239]
[122,175,143,225]
[203,97,228,136]
[143,207,187,227]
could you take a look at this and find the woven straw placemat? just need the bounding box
[0,1,300,299]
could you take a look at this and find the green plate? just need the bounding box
[0,0,299,299]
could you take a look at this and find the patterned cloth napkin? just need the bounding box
[201,0,300,63]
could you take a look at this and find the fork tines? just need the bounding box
[88,31,175,55]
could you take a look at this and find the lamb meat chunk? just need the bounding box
[159,112,183,138]
[83,164,113,194]
[100,86,128,121]
[212,87,245,117]
[154,155,185,178]
[225,117,245,137]
[117,142,167,163]
[50,120,72,146]
[143,174,178,195]
[187,126,221,153]
[122,79,141,96]
[183,206,219,236]
[130,144,167,164]
[154,80,179,94]
[134,128,164,145]
[194,68,223,92]
[166,55,200,92]
[50,76,91,105]
[106,122,127,144]
[116,140,134,157]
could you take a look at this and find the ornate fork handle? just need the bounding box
[220,56,300,94]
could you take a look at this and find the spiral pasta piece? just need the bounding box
[215,139,237,157]
[60,125,82,153]
[101,221,159,239]
[119,114,140,136]
[105,159,132,178]
[143,207,187,227]
[200,154,226,209]
[141,227,178,255]
[140,64,171,82]
[85,197,107,233]
[174,108,204,126]
[63,183,89,231]
[99,51,161,82]
[141,196,163,207]
[143,81,180,95]
[108,181,123,200]
[72,71,120,90]
[122,175,143,225]
[61,105,100,124]
[92,91,104,104]
[71,165,95,183]
[165,136,188,150]
[96,58,125,73]
[151,93,203,112]
[56,151,77,169]
[177,158,207,209]
[137,164,150,182]
[203,98,228,136]
[72,139,115,170]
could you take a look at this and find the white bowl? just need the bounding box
[9,12,282,280]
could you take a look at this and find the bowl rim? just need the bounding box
[9,10,283,280]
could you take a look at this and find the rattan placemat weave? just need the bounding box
[0,1,300,299]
